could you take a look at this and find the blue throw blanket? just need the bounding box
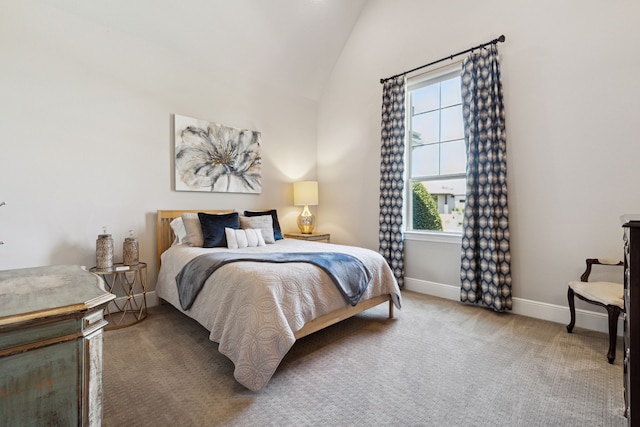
[175,252,372,310]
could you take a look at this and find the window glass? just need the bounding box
[440,105,464,141]
[441,76,461,107]
[411,144,440,177]
[440,140,466,175]
[407,65,466,233]
[412,84,439,114]
[412,110,439,145]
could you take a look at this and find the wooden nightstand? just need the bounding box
[284,232,330,243]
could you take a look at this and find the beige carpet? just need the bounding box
[102,291,626,427]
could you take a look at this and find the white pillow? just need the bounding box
[182,213,203,247]
[170,217,187,245]
[225,228,266,249]
[239,215,275,244]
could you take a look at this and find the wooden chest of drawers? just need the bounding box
[623,217,640,425]
[0,265,115,426]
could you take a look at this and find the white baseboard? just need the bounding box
[146,290,159,306]
[404,277,623,336]
[108,291,160,312]
[123,285,621,336]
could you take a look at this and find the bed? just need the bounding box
[155,209,402,391]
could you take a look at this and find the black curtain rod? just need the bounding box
[380,35,505,84]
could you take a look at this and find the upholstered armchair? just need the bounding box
[567,258,624,363]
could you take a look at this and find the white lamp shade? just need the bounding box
[293,181,318,206]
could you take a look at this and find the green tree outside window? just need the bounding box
[412,182,443,231]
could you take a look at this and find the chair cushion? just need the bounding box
[568,281,624,308]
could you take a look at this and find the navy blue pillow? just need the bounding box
[244,209,283,240]
[198,212,240,248]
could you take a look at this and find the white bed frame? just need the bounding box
[156,209,394,339]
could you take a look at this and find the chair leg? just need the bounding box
[567,287,576,333]
[606,305,622,364]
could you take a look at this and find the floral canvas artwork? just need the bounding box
[174,114,262,193]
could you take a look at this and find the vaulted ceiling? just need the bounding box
[37,0,368,100]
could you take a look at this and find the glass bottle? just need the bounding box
[123,230,139,266]
[96,227,114,269]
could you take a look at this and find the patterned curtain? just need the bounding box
[459,45,512,312]
[379,76,406,288]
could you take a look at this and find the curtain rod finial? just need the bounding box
[498,35,505,43]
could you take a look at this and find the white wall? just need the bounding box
[0,1,318,286]
[317,0,640,314]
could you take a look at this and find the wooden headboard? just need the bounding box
[156,209,233,269]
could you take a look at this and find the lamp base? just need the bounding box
[297,205,316,234]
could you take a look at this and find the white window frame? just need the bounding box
[404,61,465,244]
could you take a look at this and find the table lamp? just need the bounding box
[293,181,318,234]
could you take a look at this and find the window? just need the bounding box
[406,63,466,233]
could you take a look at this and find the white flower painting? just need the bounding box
[174,114,262,193]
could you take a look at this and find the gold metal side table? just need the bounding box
[90,262,147,329]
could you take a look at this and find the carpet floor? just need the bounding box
[102,291,626,426]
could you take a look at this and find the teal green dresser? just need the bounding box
[0,265,115,426]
